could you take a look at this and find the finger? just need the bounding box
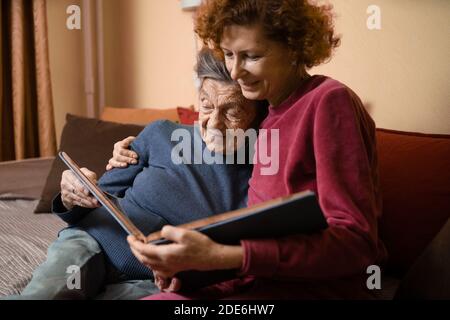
[122,136,136,147]
[106,164,112,171]
[159,278,171,291]
[61,171,98,208]
[153,276,163,290]
[128,236,156,266]
[112,152,136,165]
[60,175,75,193]
[76,192,99,207]
[130,245,149,266]
[117,148,138,163]
[80,168,98,182]
[166,277,182,292]
[64,182,98,206]
[153,270,175,284]
[128,240,157,268]
[160,225,195,244]
[61,174,89,199]
[109,158,128,169]
[72,179,90,197]
[63,170,92,197]
[62,170,79,188]
[130,247,168,271]
[128,236,166,265]
[109,157,129,168]
[61,170,76,191]
[61,191,74,210]
[154,275,169,291]
[66,193,97,208]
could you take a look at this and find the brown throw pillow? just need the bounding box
[34,114,145,213]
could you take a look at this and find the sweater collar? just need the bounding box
[268,74,322,116]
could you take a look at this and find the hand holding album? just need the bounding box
[59,151,328,289]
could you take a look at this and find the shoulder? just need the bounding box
[305,76,365,116]
[307,76,357,104]
[139,120,194,138]
[309,77,375,133]
[135,120,197,149]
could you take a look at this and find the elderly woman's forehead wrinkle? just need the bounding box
[222,93,245,107]
[201,80,242,106]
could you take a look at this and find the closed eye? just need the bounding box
[200,105,214,113]
[246,54,260,61]
[226,110,241,117]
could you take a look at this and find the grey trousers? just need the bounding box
[5,228,159,300]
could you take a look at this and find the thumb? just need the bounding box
[160,225,191,244]
[124,136,136,147]
[80,168,97,182]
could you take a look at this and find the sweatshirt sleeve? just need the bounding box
[239,87,383,280]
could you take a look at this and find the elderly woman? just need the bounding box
[9,48,265,300]
[124,0,387,300]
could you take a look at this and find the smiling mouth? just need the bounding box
[239,81,259,89]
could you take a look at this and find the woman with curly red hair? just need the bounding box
[129,0,387,299]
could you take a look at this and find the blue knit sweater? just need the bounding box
[52,121,252,279]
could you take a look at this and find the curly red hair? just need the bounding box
[194,0,340,68]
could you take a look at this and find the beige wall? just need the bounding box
[47,0,450,140]
[311,0,450,134]
[47,0,86,146]
[103,0,198,109]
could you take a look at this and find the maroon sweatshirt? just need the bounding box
[145,75,388,300]
[237,75,387,292]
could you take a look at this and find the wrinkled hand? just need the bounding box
[106,136,138,170]
[60,168,100,210]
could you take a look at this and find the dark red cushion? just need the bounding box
[177,107,199,125]
[376,128,450,275]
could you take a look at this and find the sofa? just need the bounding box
[0,107,448,299]
[375,128,450,299]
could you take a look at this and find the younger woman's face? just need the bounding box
[220,23,300,107]
[198,79,257,154]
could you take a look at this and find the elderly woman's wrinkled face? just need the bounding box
[199,79,258,154]
[220,24,300,107]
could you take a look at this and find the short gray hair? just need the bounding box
[195,48,235,87]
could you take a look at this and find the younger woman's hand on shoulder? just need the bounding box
[105,136,138,170]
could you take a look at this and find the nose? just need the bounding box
[229,57,246,81]
[208,109,226,131]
